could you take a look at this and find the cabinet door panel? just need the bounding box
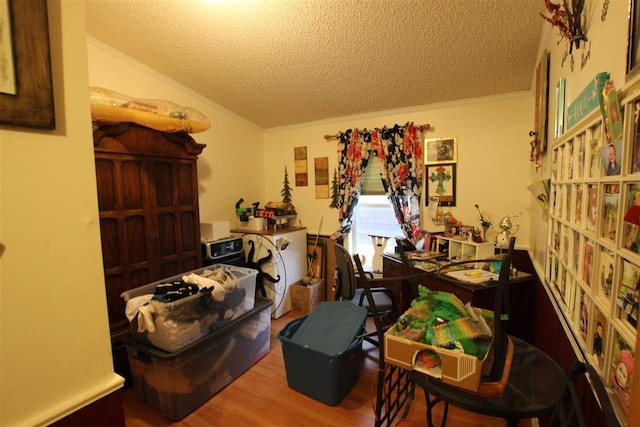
[104,274,125,327]
[124,215,149,264]
[157,212,177,256]
[100,218,121,269]
[153,161,174,208]
[180,210,198,252]
[95,159,117,211]
[177,162,196,204]
[121,160,145,210]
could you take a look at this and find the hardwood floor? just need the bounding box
[122,311,533,427]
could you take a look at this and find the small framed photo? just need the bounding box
[599,141,622,177]
[425,137,457,164]
[426,164,456,206]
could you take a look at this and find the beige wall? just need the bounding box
[263,94,534,248]
[87,39,265,227]
[0,2,122,426]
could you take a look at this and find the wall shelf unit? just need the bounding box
[546,84,640,425]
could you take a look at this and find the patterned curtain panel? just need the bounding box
[332,128,371,238]
[373,123,424,242]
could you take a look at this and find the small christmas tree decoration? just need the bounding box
[281,167,293,203]
[329,168,339,209]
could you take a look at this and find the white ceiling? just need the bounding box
[85,0,546,129]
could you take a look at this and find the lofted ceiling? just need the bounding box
[85,0,546,129]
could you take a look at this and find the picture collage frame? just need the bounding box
[547,93,640,421]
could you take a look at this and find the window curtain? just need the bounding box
[331,122,423,242]
[332,128,372,238]
[372,123,423,242]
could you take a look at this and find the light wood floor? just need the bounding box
[122,310,533,427]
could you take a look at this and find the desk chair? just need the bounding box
[353,248,433,427]
[334,244,396,346]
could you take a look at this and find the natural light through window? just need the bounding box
[348,195,403,273]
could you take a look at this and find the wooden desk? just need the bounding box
[382,253,535,342]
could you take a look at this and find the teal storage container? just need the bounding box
[278,301,368,405]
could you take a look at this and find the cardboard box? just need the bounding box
[384,314,493,393]
[290,279,325,314]
[200,221,230,241]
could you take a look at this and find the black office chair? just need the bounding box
[334,244,397,346]
[353,247,433,427]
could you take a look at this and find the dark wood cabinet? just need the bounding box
[93,122,206,378]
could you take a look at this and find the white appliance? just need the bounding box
[241,228,307,319]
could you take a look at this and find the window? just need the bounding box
[347,152,404,272]
[348,195,403,272]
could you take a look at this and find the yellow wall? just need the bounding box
[263,94,534,247]
[0,2,122,426]
[87,39,265,227]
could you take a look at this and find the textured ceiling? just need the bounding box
[85,0,546,129]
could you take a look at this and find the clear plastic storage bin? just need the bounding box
[122,264,257,352]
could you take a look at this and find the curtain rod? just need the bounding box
[323,123,430,140]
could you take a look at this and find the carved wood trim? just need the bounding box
[93,122,206,157]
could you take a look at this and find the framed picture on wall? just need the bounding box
[426,164,456,206]
[632,103,640,173]
[534,50,550,153]
[424,137,457,164]
[627,0,640,80]
[0,0,55,129]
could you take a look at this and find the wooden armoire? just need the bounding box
[93,122,206,378]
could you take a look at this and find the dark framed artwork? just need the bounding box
[534,50,550,154]
[632,104,640,173]
[426,164,456,206]
[424,137,457,165]
[0,0,55,129]
[628,0,640,80]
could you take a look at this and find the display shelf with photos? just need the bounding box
[546,90,640,424]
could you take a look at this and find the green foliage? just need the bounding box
[281,167,293,203]
[329,168,339,209]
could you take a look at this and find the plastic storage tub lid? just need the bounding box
[290,301,368,355]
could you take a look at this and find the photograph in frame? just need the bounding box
[622,183,640,255]
[591,305,608,372]
[602,191,619,242]
[426,164,456,206]
[586,184,598,232]
[610,330,635,414]
[597,247,614,302]
[617,260,640,331]
[424,137,457,165]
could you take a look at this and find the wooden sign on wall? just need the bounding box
[315,157,329,198]
[294,146,308,186]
